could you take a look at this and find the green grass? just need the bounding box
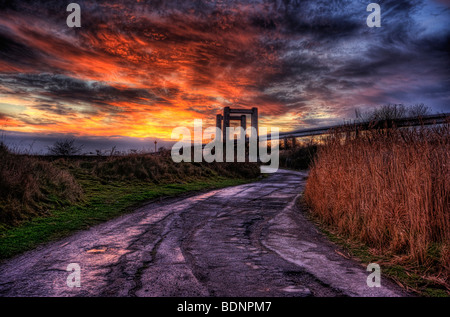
[298,196,449,297]
[0,173,256,260]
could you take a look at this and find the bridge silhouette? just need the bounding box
[215,107,449,144]
[268,112,449,142]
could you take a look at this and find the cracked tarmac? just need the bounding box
[0,169,408,297]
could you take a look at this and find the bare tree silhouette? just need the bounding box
[47,139,84,156]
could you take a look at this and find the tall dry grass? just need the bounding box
[304,123,449,280]
[90,153,260,182]
[0,143,83,226]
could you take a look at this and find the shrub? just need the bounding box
[47,139,83,156]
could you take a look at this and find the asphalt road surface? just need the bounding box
[0,169,407,297]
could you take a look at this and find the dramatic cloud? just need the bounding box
[0,0,449,147]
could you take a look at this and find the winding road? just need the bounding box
[0,169,407,297]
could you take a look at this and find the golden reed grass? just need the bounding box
[304,123,449,281]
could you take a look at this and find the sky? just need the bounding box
[0,0,449,153]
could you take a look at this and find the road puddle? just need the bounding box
[86,247,108,254]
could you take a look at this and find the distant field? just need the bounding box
[304,123,449,295]
[0,146,260,259]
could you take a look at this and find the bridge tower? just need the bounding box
[216,107,259,161]
[216,107,258,143]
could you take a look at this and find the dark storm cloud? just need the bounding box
[258,0,448,115]
[0,31,42,68]
[1,73,161,109]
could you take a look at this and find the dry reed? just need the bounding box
[304,123,449,281]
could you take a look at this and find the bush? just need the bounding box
[279,143,318,170]
[47,139,83,156]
